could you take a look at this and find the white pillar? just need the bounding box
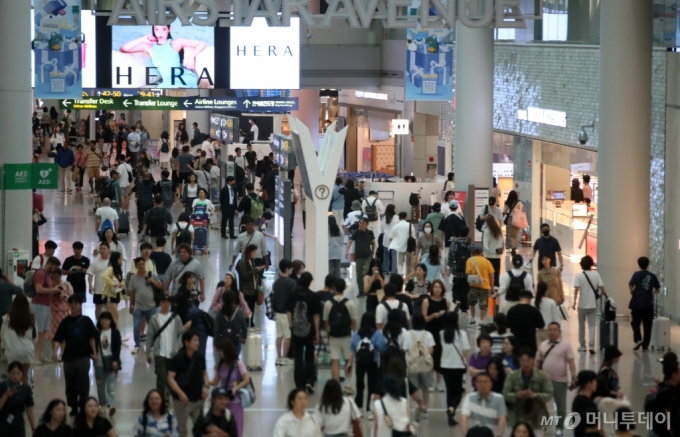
[0,0,33,256]
[598,0,652,309]
[454,24,494,198]
[291,90,320,151]
[185,89,210,140]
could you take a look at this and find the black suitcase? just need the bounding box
[117,210,130,235]
[599,320,618,349]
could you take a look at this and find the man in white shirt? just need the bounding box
[343,200,363,232]
[361,191,384,236]
[87,242,111,319]
[207,159,220,202]
[461,373,507,437]
[233,147,246,170]
[201,138,216,160]
[146,296,184,402]
[572,255,606,353]
[115,154,133,212]
[31,240,58,269]
[376,283,411,328]
[249,119,259,142]
[479,197,503,230]
[95,198,119,234]
[388,212,416,276]
[497,254,533,297]
[127,128,142,167]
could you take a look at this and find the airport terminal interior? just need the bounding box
[0,0,679,436]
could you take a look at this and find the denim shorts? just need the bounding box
[31,304,51,332]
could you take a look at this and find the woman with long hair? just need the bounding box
[328,216,344,278]
[511,421,536,437]
[173,272,209,355]
[1,294,37,382]
[95,312,121,418]
[501,335,520,373]
[211,272,251,318]
[416,221,442,263]
[133,389,179,437]
[363,259,385,315]
[598,345,623,398]
[339,179,362,218]
[486,356,506,394]
[214,290,248,357]
[119,25,207,89]
[273,389,317,437]
[98,228,127,263]
[407,314,436,417]
[102,252,125,326]
[503,190,523,256]
[381,204,398,273]
[483,215,504,285]
[422,244,446,282]
[159,130,171,170]
[72,397,116,437]
[48,268,73,342]
[440,311,470,426]
[422,279,450,392]
[236,245,263,325]
[532,281,561,345]
[537,254,565,305]
[314,379,361,437]
[290,260,306,286]
[211,339,250,437]
[373,374,413,437]
[349,312,385,420]
[34,399,71,437]
[0,361,36,436]
[489,312,512,355]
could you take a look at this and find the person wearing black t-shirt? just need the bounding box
[34,399,72,437]
[72,397,115,437]
[192,388,238,437]
[167,330,209,437]
[62,241,91,304]
[532,224,563,271]
[149,237,173,281]
[0,361,35,436]
[52,295,97,417]
[506,291,545,353]
[286,272,321,394]
[572,370,599,437]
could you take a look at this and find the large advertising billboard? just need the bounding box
[405,27,453,101]
[230,17,299,89]
[111,19,215,89]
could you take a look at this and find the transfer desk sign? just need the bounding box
[60,96,299,112]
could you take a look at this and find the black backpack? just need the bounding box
[175,223,192,246]
[365,198,379,222]
[384,303,407,329]
[355,335,375,365]
[216,309,242,347]
[99,180,116,202]
[507,271,527,291]
[381,331,405,370]
[148,208,168,237]
[409,193,419,206]
[328,299,352,337]
[160,139,170,154]
[453,240,472,274]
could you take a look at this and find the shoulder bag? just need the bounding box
[347,397,364,437]
[467,257,483,285]
[451,335,468,370]
[406,223,416,253]
[503,202,517,226]
[380,398,414,437]
[511,202,528,229]
[235,362,257,407]
[583,272,601,300]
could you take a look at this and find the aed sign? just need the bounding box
[106,0,542,30]
[4,163,58,190]
[230,17,300,89]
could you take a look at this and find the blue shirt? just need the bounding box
[127,132,142,152]
[331,185,345,211]
[628,270,661,310]
[55,147,75,168]
[350,329,386,363]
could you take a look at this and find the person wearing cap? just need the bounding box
[108,169,122,205]
[146,295,184,403]
[51,295,97,417]
[425,202,445,232]
[598,346,622,398]
[361,190,385,236]
[571,370,599,437]
[465,244,495,327]
[343,200,364,233]
[192,387,238,437]
[497,255,534,298]
[438,200,467,248]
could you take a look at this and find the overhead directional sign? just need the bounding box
[60,96,298,112]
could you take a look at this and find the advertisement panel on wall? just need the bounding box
[33,0,82,99]
[111,19,215,89]
[230,17,300,89]
[405,27,453,101]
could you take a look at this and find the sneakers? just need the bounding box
[589,349,596,355]
[305,384,315,395]
[131,347,140,355]
[275,358,282,366]
[40,357,52,364]
[343,385,356,395]
[468,320,477,328]
[280,358,294,366]
[366,411,374,421]
[633,341,643,351]
[108,406,116,417]
[578,346,587,352]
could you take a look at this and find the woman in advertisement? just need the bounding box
[119,25,207,89]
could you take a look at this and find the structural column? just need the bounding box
[454,23,494,202]
[0,0,33,257]
[291,90,320,150]
[598,0,652,309]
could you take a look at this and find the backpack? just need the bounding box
[365,198,379,222]
[148,208,168,237]
[23,268,46,298]
[355,336,375,365]
[99,180,116,201]
[176,223,192,246]
[216,309,242,347]
[249,194,264,219]
[160,139,170,154]
[452,240,472,274]
[604,298,617,322]
[291,293,311,337]
[507,271,527,291]
[381,331,405,369]
[383,303,407,329]
[328,299,352,337]
[141,182,153,206]
[409,193,420,206]
[407,331,434,374]
[100,218,114,235]
[160,180,174,205]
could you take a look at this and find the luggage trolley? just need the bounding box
[190,208,210,255]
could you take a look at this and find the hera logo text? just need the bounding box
[541,412,671,430]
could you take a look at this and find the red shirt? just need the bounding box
[31,269,53,306]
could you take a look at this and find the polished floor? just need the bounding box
[17,174,677,437]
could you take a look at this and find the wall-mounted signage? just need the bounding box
[61,96,299,112]
[111,18,215,89]
[4,164,58,190]
[405,27,453,101]
[517,107,567,127]
[354,91,389,100]
[230,18,300,89]
[82,88,163,97]
[107,0,543,30]
[391,119,410,135]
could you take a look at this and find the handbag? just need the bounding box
[511,204,528,228]
[348,398,363,437]
[256,285,265,306]
[406,223,416,253]
[236,364,257,407]
[503,202,517,226]
[467,257,483,286]
[475,205,488,232]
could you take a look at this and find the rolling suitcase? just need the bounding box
[245,332,263,371]
[193,227,209,254]
[651,317,671,351]
[599,320,618,349]
[117,211,130,235]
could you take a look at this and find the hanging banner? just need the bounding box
[405,27,453,101]
[33,0,82,99]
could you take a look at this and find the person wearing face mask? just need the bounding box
[416,221,442,263]
[532,224,563,272]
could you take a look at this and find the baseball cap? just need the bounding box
[351,200,362,211]
[659,352,678,364]
[211,387,228,399]
[449,200,459,209]
[512,254,524,268]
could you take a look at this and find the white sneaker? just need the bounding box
[122,337,129,343]
[437,382,445,392]
[281,358,294,366]
[578,346,587,352]
[131,347,140,355]
[366,411,374,421]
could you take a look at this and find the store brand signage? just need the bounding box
[60,96,298,112]
[517,107,567,127]
[107,0,542,29]
[355,91,389,100]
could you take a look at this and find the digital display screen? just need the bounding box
[230,18,300,89]
[111,19,215,89]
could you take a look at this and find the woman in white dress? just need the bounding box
[373,374,413,437]
[1,294,37,383]
[159,131,171,170]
